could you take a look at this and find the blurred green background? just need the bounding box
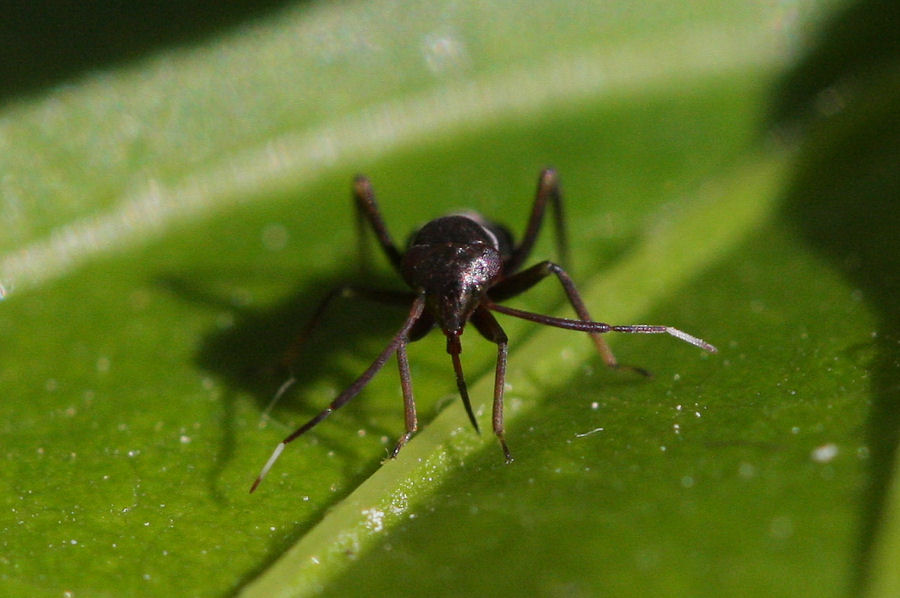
[1,1,898,596]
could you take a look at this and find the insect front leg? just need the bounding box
[389,340,418,458]
[471,307,513,463]
[505,168,569,273]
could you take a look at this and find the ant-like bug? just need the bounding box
[250,169,716,492]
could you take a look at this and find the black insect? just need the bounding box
[250,169,716,492]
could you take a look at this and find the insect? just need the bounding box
[250,169,716,492]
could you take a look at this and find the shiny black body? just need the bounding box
[250,169,716,492]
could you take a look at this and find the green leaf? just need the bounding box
[3,1,895,597]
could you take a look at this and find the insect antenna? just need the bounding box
[259,375,298,426]
[487,303,717,353]
[250,295,426,493]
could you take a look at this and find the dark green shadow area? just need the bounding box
[159,267,409,501]
[768,0,899,126]
[0,0,299,104]
[771,0,900,590]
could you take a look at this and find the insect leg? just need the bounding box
[250,295,425,492]
[505,168,568,273]
[389,339,418,457]
[354,175,404,272]
[471,308,513,463]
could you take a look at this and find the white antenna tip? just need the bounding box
[665,327,717,353]
[250,442,286,493]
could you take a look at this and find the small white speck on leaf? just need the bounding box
[811,443,838,463]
